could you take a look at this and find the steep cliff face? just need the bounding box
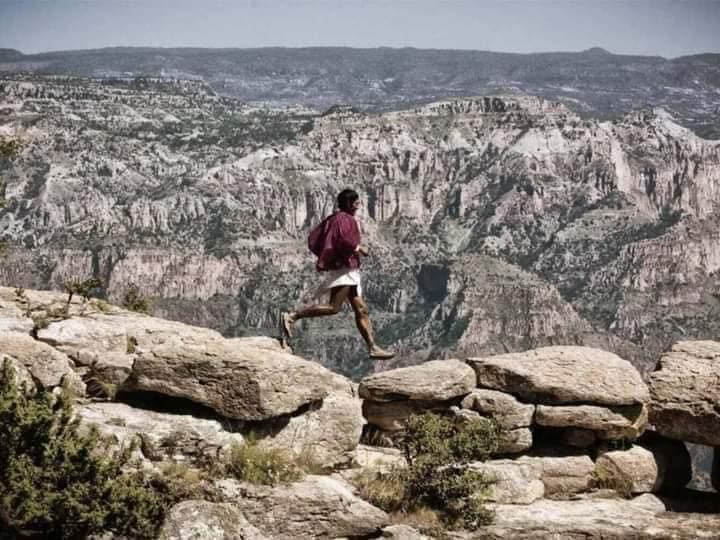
[1,76,719,379]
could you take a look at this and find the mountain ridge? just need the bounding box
[1,45,718,138]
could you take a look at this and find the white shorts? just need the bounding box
[314,269,362,303]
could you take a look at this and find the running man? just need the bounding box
[281,188,395,360]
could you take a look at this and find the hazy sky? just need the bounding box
[1,0,719,58]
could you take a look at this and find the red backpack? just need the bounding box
[308,216,331,257]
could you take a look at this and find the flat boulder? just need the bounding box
[358,360,476,402]
[129,339,334,421]
[479,495,720,539]
[36,312,222,358]
[535,403,647,440]
[217,475,388,539]
[467,346,648,406]
[158,500,266,540]
[648,340,720,446]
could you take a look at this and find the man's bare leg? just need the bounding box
[348,292,395,360]
[282,286,351,339]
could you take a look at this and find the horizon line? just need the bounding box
[4,44,719,61]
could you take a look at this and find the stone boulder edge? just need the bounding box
[256,387,364,468]
[460,388,535,429]
[158,500,267,540]
[595,445,660,494]
[216,475,389,539]
[0,331,85,395]
[358,359,476,402]
[478,494,720,539]
[76,402,244,463]
[467,346,648,406]
[648,340,720,446]
[535,403,648,440]
[129,339,335,421]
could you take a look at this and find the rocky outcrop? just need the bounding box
[1,284,718,538]
[129,340,335,421]
[648,340,720,446]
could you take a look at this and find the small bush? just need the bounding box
[0,360,169,539]
[127,335,139,353]
[122,284,151,313]
[64,277,103,305]
[31,312,49,330]
[354,412,498,531]
[222,439,303,486]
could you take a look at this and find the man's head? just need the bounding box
[337,188,360,214]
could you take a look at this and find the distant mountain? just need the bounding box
[0,49,23,62]
[1,46,718,138]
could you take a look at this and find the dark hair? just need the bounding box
[337,189,359,211]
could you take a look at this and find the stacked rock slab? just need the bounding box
[358,359,477,435]
[460,389,534,453]
[467,346,649,441]
[356,346,689,504]
[648,340,720,493]
[464,347,661,498]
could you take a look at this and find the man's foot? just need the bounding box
[281,312,295,340]
[369,345,395,360]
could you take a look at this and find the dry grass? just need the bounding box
[389,507,446,538]
[223,440,303,486]
[351,466,407,512]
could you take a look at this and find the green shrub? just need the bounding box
[122,284,151,314]
[0,361,169,539]
[354,412,498,531]
[222,439,303,486]
[63,277,103,305]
